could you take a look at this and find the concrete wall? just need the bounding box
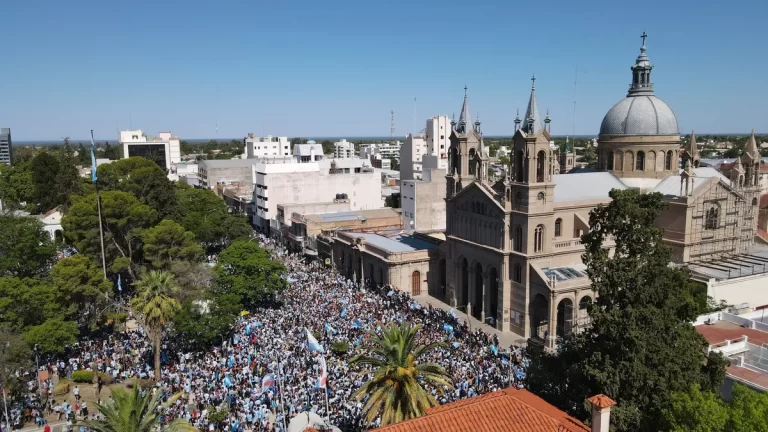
[708,273,768,310]
[401,168,447,232]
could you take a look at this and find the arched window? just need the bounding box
[468,148,477,175]
[534,224,544,253]
[665,150,673,170]
[753,197,758,206]
[636,151,645,171]
[705,206,719,230]
[536,151,546,182]
[554,218,562,237]
[607,151,614,170]
[515,150,524,182]
[514,263,522,283]
[514,225,523,252]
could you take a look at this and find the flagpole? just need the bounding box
[91,130,108,279]
[323,355,330,423]
[276,360,287,432]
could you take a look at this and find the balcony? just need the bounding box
[288,231,305,243]
[553,239,582,250]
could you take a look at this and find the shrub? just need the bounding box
[53,379,70,396]
[208,407,229,424]
[97,373,115,385]
[331,341,350,356]
[71,371,94,383]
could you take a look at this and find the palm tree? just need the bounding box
[84,386,197,432]
[131,270,182,381]
[350,322,453,426]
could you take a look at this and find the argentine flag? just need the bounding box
[89,130,98,183]
[223,374,233,388]
[306,328,325,354]
[261,374,276,392]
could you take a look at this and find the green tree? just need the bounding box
[77,143,91,166]
[131,270,182,380]
[214,240,286,309]
[389,157,400,171]
[350,322,452,426]
[23,318,78,356]
[101,142,122,160]
[0,162,36,212]
[582,145,597,168]
[0,277,58,330]
[97,157,178,219]
[50,255,112,328]
[30,151,61,212]
[169,261,213,303]
[0,325,32,387]
[498,155,510,166]
[174,185,251,248]
[662,384,728,432]
[727,383,768,432]
[173,293,241,350]
[63,191,157,277]
[141,220,203,269]
[0,216,57,278]
[320,140,334,155]
[525,189,723,432]
[85,386,197,432]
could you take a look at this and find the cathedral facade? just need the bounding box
[427,35,760,347]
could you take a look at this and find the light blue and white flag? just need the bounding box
[339,307,347,318]
[306,328,325,354]
[89,130,98,183]
[490,344,498,355]
[117,275,122,292]
[443,323,454,333]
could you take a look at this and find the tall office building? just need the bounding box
[0,128,12,166]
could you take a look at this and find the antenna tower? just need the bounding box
[390,110,395,143]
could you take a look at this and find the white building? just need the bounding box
[294,143,324,163]
[400,156,446,231]
[252,158,383,233]
[401,116,451,181]
[120,130,181,177]
[333,139,355,159]
[244,134,291,159]
[400,134,426,181]
[359,141,402,162]
[425,115,451,167]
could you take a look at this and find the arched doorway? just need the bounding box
[488,267,498,325]
[54,230,64,244]
[556,298,574,338]
[578,296,592,330]
[411,271,421,296]
[449,147,459,174]
[472,263,483,320]
[439,259,447,296]
[460,258,469,308]
[530,294,548,340]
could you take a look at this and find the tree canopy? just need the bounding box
[63,191,157,277]
[97,157,178,219]
[662,383,768,432]
[0,216,57,278]
[141,219,203,269]
[50,254,112,328]
[173,184,251,249]
[525,189,726,432]
[214,240,286,309]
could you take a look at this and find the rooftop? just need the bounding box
[650,167,731,198]
[198,158,255,168]
[348,231,437,253]
[552,172,627,203]
[687,247,768,281]
[304,208,399,224]
[542,264,588,282]
[371,387,589,432]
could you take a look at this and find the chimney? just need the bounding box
[587,394,616,432]
[310,145,316,162]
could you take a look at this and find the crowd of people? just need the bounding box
[4,234,529,432]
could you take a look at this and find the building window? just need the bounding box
[636,151,645,171]
[514,263,522,283]
[705,206,719,230]
[554,218,562,237]
[536,151,546,182]
[534,225,544,252]
[514,225,523,252]
[665,150,673,170]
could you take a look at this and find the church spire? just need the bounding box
[744,129,760,160]
[521,75,543,134]
[628,31,654,96]
[457,86,472,133]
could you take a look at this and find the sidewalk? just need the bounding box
[17,422,66,432]
[413,294,528,348]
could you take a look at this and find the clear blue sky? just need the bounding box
[2,0,766,141]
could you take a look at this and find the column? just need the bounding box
[548,293,557,350]
[480,270,487,323]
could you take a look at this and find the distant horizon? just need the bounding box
[10,132,763,146]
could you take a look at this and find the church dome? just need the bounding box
[599,33,679,137]
[599,95,679,136]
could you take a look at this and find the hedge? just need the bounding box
[331,341,350,355]
[71,371,94,383]
[53,379,70,396]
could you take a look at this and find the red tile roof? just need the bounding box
[696,321,768,346]
[587,394,616,409]
[371,387,590,432]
